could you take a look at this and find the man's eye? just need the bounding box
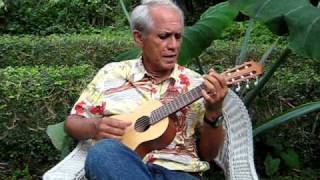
[175,34,182,40]
[159,34,169,40]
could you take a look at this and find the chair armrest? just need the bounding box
[214,90,259,180]
[43,140,92,180]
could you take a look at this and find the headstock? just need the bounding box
[221,61,264,91]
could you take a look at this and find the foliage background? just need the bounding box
[0,0,319,179]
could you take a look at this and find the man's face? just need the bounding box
[138,6,183,74]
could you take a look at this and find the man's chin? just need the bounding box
[162,57,177,64]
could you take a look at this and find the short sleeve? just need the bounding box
[70,62,129,118]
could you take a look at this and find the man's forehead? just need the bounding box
[149,6,182,28]
[149,5,181,19]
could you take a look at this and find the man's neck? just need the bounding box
[142,60,173,84]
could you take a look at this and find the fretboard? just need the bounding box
[147,61,263,124]
[149,84,204,124]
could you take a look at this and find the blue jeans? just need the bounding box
[85,139,200,180]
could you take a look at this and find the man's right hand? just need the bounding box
[64,114,131,141]
[93,117,132,140]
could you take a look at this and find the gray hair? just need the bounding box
[130,0,184,36]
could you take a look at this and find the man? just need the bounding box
[64,0,228,179]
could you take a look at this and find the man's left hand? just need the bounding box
[201,69,228,118]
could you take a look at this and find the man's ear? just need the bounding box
[133,30,144,48]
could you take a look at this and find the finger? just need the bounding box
[98,132,123,140]
[201,89,215,104]
[103,117,132,129]
[99,125,126,136]
[202,78,216,95]
[207,69,227,88]
[203,74,221,93]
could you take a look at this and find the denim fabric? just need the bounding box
[85,139,199,180]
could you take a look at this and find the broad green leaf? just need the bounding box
[178,2,238,65]
[237,19,254,65]
[286,5,320,60]
[115,47,141,61]
[280,148,300,169]
[264,154,280,176]
[253,102,320,136]
[46,121,70,151]
[119,0,131,26]
[229,0,320,60]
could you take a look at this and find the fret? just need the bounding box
[168,101,174,113]
[172,101,178,111]
[164,106,170,115]
[159,107,166,119]
[175,97,183,110]
[155,110,161,122]
[186,91,193,104]
[181,93,187,105]
[150,111,155,124]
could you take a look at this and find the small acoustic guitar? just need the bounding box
[110,61,263,158]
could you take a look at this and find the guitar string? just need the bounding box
[134,68,259,130]
[134,85,203,130]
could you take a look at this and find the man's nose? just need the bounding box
[167,36,179,49]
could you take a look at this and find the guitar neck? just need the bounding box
[149,61,263,125]
[150,84,204,124]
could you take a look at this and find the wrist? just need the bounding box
[204,109,222,121]
[203,113,224,128]
[89,118,100,139]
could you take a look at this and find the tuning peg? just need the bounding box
[246,79,250,89]
[254,76,259,86]
[235,82,241,92]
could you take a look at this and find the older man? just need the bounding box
[64,0,228,179]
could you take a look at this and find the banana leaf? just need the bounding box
[253,102,320,136]
[229,0,320,60]
[115,47,141,61]
[179,2,238,65]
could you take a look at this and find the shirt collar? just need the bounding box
[131,57,182,83]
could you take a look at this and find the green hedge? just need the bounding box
[0,65,96,178]
[0,34,134,68]
[0,0,122,35]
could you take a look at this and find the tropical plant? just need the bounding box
[228,0,320,136]
[228,0,320,176]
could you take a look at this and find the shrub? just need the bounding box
[0,0,122,35]
[0,65,96,178]
[0,33,134,68]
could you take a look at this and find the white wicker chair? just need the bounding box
[43,90,259,180]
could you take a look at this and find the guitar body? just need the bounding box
[107,61,263,159]
[111,100,176,158]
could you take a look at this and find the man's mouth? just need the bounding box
[163,54,177,59]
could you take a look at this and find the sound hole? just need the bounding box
[135,116,151,132]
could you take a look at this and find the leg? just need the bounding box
[148,164,200,180]
[85,139,152,180]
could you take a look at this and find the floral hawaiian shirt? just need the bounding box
[70,58,210,172]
